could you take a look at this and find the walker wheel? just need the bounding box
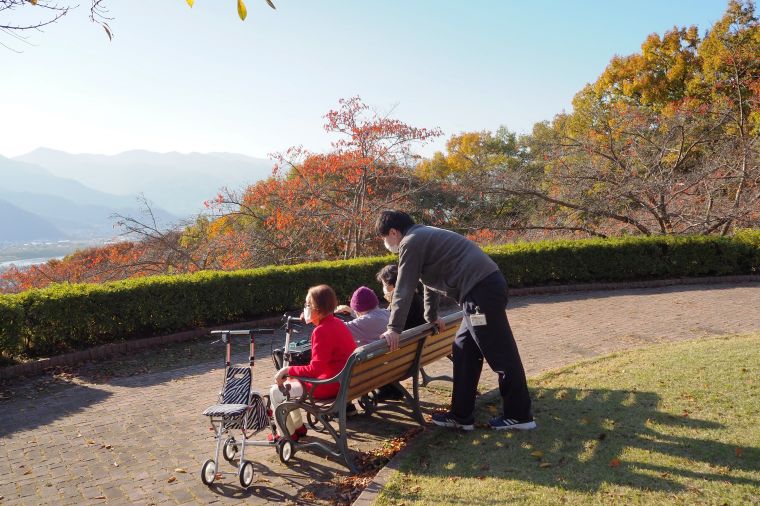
[201,459,216,486]
[239,460,254,488]
[223,436,238,463]
[358,394,377,415]
[276,438,295,463]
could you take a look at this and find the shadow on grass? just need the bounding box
[400,386,759,497]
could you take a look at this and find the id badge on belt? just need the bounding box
[470,306,487,326]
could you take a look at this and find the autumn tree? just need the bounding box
[484,1,759,237]
[414,128,543,240]
[208,97,441,264]
[1,0,275,50]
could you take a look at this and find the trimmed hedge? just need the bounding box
[1,232,758,359]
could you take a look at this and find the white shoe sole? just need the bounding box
[492,420,537,431]
[431,418,474,431]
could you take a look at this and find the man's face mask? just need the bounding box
[383,236,399,254]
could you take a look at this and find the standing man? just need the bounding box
[377,210,535,431]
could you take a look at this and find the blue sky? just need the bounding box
[1,1,729,159]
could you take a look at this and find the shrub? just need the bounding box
[1,233,758,359]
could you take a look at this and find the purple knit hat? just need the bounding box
[350,286,379,312]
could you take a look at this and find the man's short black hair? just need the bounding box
[376,210,415,236]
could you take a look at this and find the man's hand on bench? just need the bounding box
[381,330,400,351]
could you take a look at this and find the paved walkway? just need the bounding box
[1,282,758,505]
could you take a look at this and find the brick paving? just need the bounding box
[0,282,758,505]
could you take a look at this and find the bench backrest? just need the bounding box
[345,311,463,401]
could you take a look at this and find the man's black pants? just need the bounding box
[451,270,532,423]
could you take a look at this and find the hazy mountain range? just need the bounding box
[0,149,274,244]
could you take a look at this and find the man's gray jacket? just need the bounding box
[387,224,499,333]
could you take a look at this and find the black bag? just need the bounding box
[271,338,312,370]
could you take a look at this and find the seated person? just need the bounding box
[374,264,427,400]
[376,264,425,329]
[271,284,357,440]
[335,286,390,346]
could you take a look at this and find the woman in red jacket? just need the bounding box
[270,284,357,440]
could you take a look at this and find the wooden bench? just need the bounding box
[276,310,463,473]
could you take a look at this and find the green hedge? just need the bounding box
[1,232,758,359]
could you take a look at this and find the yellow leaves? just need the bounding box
[237,0,247,20]
[175,467,188,473]
[186,0,194,6]
[27,0,38,4]
[530,450,544,459]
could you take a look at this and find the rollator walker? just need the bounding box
[198,318,309,488]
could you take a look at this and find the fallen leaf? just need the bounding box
[735,447,743,458]
[580,417,591,425]
[86,439,96,445]
[167,476,176,483]
[23,469,32,475]
[174,468,187,473]
[113,462,119,467]
[539,462,552,468]
[104,445,112,450]
[26,440,36,444]
[609,458,621,468]
[92,496,106,500]
[530,450,544,458]
[76,433,82,438]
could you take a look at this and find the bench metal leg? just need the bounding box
[420,354,454,386]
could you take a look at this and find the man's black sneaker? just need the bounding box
[489,415,536,431]
[430,412,474,431]
[346,402,358,417]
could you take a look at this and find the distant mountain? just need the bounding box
[0,199,67,242]
[15,148,275,216]
[0,155,177,242]
[0,155,139,209]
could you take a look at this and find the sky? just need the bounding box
[1,0,730,160]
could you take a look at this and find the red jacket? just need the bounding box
[288,314,357,399]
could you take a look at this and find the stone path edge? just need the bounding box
[1,274,757,382]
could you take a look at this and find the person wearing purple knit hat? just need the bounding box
[336,286,390,347]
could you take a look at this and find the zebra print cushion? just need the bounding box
[202,403,248,417]
[220,367,251,405]
[204,393,269,432]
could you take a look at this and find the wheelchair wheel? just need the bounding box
[201,459,216,486]
[239,460,254,488]
[223,436,238,463]
[358,393,377,415]
[276,439,295,464]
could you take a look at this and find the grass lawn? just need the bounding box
[377,333,760,505]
